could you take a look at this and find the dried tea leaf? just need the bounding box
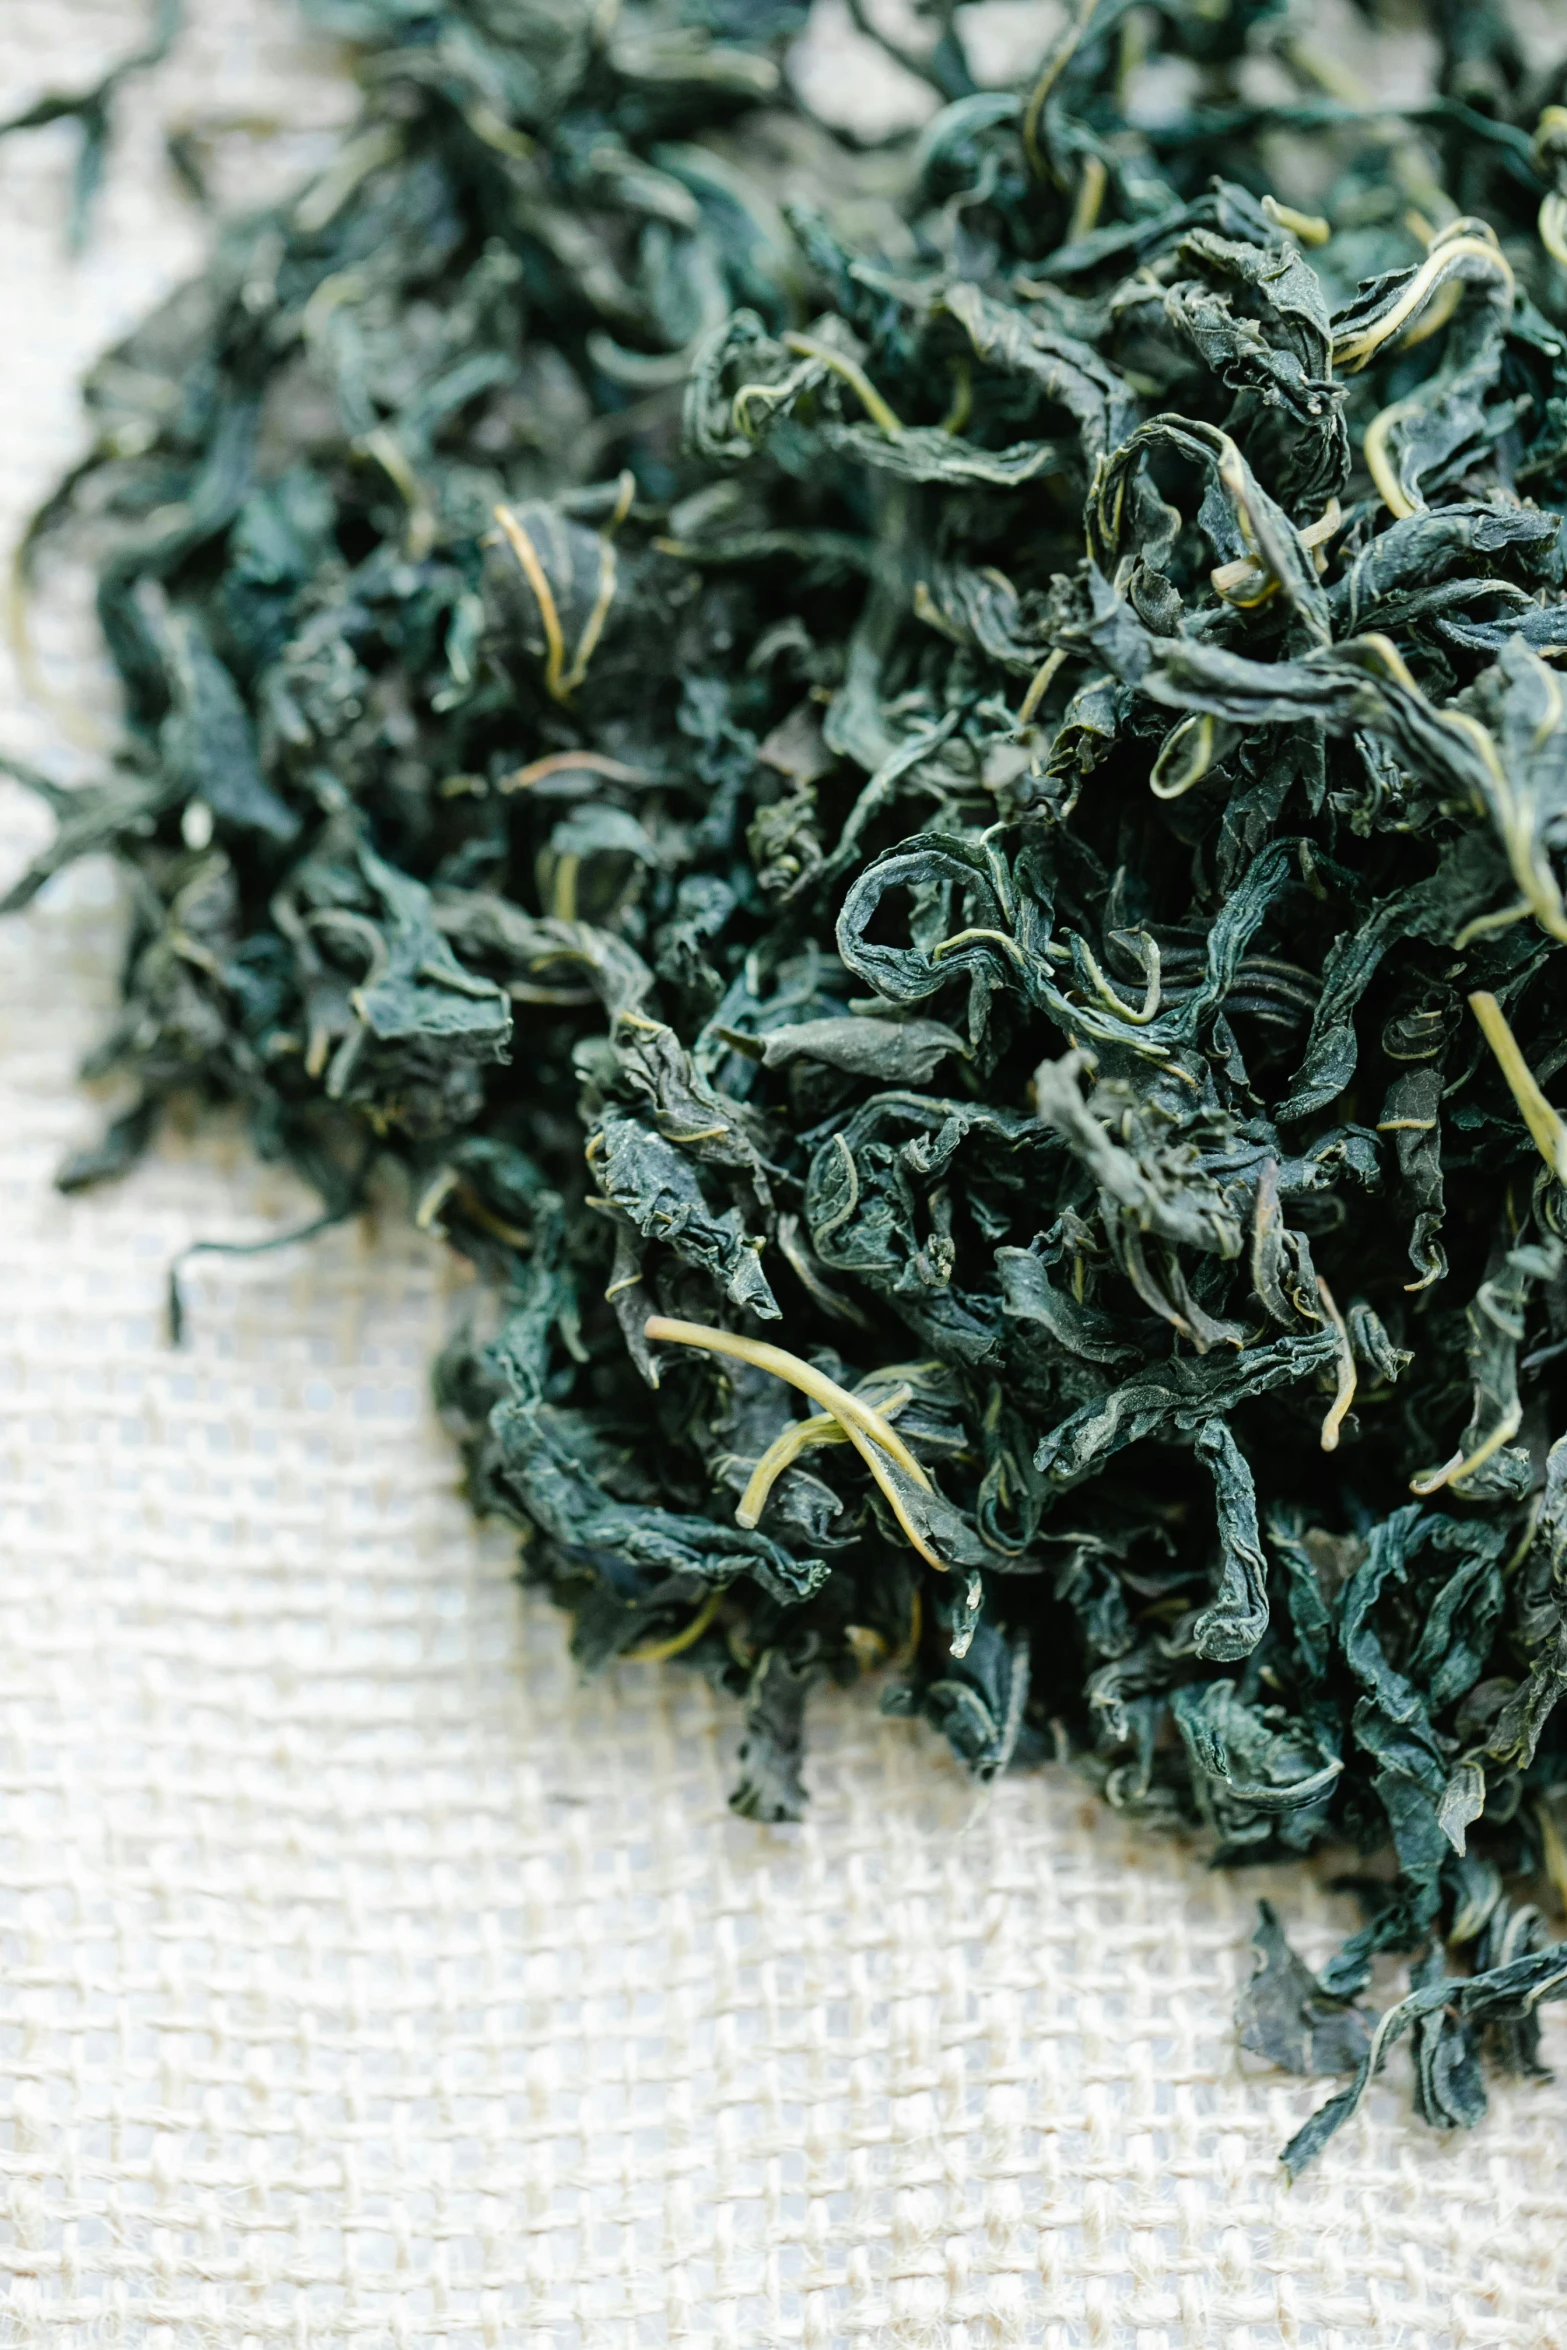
[1239,1904,1372,2077]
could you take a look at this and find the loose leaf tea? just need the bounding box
[11,0,1567,2170]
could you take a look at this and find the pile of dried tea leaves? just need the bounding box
[11,0,1567,2170]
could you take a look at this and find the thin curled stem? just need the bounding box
[620,1586,726,1664]
[644,1317,947,1569]
[1333,221,1513,372]
[737,1386,913,1527]
[781,334,903,436]
[1363,398,1423,518]
[1469,992,1567,1184]
[1315,1277,1357,1453]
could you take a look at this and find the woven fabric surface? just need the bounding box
[1,5,1566,2344]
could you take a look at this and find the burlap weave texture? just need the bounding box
[1,5,1565,2342]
